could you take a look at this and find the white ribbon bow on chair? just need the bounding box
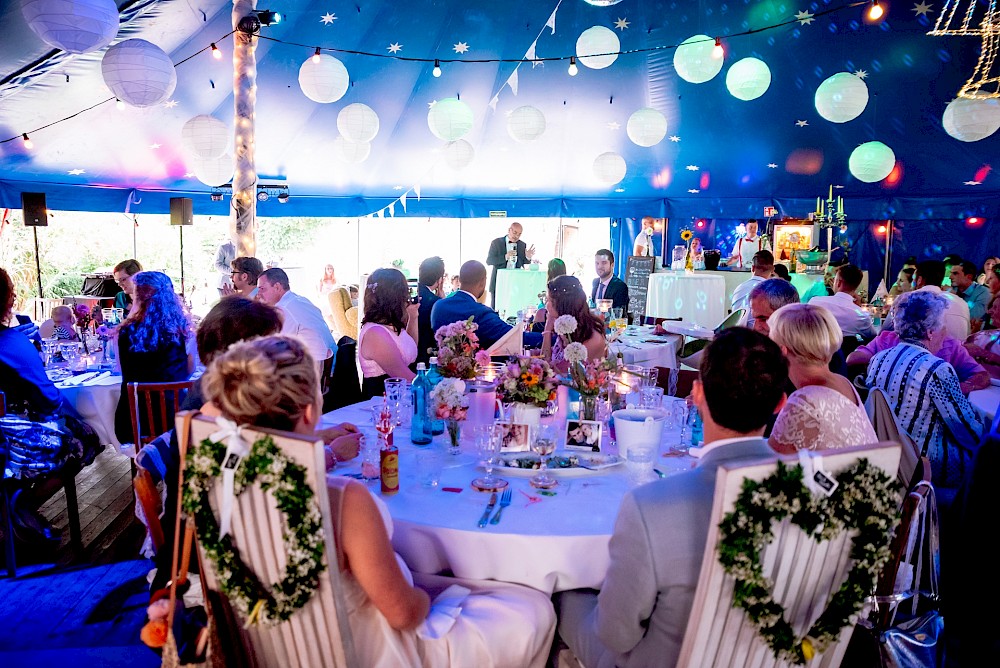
[210,416,251,540]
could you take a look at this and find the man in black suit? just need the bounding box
[415,256,446,367]
[486,222,535,308]
[591,248,629,313]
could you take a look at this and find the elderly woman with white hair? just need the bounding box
[768,303,877,454]
[867,290,983,505]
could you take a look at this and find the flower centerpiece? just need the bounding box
[435,317,491,379]
[73,303,99,353]
[496,356,558,426]
[430,377,469,454]
[552,315,616,420]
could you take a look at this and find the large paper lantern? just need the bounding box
[443,139,475,170]
[101,38,176,108]
[849,141,895,183]
[507,106,546,142]
[333,136,370,163]
[673,34,724,84]
[337,103,379,143]
[942,97,1000,142]
[298,54,349,104]
[193,153,233,187]
[180,115,228,160]
[576,26,620,70]
[726,57,771,101]
[626,108,667,147]
[815,72,868,123]
[593,152,626,184]
[21,0,119,54]
[427,97,474,141]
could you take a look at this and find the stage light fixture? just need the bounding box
[210,192,224,202]
[257,10,282,26]
[257,190,270,202]
[277,193,289,203]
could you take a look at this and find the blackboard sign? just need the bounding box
[625,255,655,320]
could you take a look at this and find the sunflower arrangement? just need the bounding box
[680,228,696,270]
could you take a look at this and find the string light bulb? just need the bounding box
[211,43,222,59]
[713,37,724,59]
[868,1,884,20]
[115,98,125,110]
[568,56,578,76]
[312,47,321,63]
[22,133,32,149]
[432,59,441,77]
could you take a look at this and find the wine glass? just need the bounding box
[529,423,558,490]
[671,398,692,455]
[472,424,508,492]
[373,399,395,448]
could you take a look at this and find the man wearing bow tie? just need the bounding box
[486,222,535,308]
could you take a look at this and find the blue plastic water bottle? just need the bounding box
[689,406,704,448]
[410,364,433,445]
[426,357,446,435]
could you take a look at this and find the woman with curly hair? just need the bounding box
[542,275,606,368]
[113,271,194,444]
[358,268,419,398]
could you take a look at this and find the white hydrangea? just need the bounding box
[563,341,588,364]
[430,377,466,408]
[554,315,578,336]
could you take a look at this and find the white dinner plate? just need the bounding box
[484,453,624,478]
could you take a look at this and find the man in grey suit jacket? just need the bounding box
[557,328,789,668]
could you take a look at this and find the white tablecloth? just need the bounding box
[645,272,726,328]
[322,398,693,593]
[969,386,999,423]
[57,372,123,447]
[610,325,683,369]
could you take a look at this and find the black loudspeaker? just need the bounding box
[21,192,47,226]
[170,197,193,226]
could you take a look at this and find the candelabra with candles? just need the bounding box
[813,185,846,265]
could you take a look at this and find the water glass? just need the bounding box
[358,435,381,484]
[642,368,659,390]
[414,448,444,488]
[640,386,664,410]
[626,444,657,487]
[472,424,507,492]
[529,423,558,490]
[397,385,413,428]
[671,400,691,454]
[384,377,406,426]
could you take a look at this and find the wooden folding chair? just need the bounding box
[865,388,920,489]
[676,442,901,668]
[178,412,358,667]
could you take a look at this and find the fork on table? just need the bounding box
[489,488,513,525]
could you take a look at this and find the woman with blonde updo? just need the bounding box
[203,335,556,666]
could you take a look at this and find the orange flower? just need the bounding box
[140,619,169,648]
[521,372,539,385]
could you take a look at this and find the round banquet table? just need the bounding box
[321,398,694,594]
[609,324,684,369]
[645,272,726,329]
[969,384,1000,423]
[54,370,123,448]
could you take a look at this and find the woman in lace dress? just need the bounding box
[204,335,556,667]
[767,303,876,454]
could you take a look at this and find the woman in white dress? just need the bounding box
[205,335,557,667]
[767,303,877,453]
[358,268,419,398]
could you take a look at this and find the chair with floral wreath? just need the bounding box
[676,442,901,668]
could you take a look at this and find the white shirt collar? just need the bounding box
[276,291,293,308]
[689,436,758,459]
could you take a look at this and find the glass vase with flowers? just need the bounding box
[430,377,469,455]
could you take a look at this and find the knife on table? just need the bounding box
[477,492,497,528]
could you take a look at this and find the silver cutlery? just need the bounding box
[477,492,497,528]
[489,488,512,525]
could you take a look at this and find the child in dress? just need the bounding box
[50,306,80,341]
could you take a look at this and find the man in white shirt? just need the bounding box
[214,239,236,295]
[731,249,774,318]
[257,268,337,370]
[883,260,970,340]
[730,220,765,270]
[808,263,877,339]
[632,216,656,257]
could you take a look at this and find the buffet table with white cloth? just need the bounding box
[321,398,693,594]
[493,268,548,321]
[609,324,684,369]
[55,370,123,447]
[645,272,726,328]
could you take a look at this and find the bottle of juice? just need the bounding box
[380,442,399,495]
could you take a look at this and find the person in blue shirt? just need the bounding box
[951,260,992,329]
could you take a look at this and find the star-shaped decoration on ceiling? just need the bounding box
[453,42,469,54]
[912,2,933,16]
[796,120,809,127]
[509,186,521,191]
[163,99,178,108]
[834,184,845,189]
[184,172,195,178]
[614,188,625,193]
[767,163,778,169]
[320,12,337,24]
[855,69,869,79]
[669,135,681,142]
[614,17,630,31]
[685,165,699,171]
[688,189,700,193]
[68,168,85,175]
[388,42,403,54]
[428,99,437,108]
[965,180,982,186]
[608,121,621,130]
[795,10,815,25]
[393,185,404,191]
[149,143,161,149]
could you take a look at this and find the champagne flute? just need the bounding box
[529,423,558,490]
[472,424,508,492]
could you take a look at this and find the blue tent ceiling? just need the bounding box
[1,0,999,219]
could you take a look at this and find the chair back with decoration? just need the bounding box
[655,367,698,399]
[180,412,357,667]
[865,388,920,489]
[676,442,901,668]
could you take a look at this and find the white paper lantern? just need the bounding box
[726,57,771,101]
[21,0,119,54]
[101,38,176,108]
[673,34,724,84]
[193,153,233,187]
[507,106,546,142]
[593,152,626,184]
[334,136,370,163]
[626,108,667,147]
[443,139,475,170]
[849,141,895,183]
[298,54,349,104]
[337,103,379,143]
[427,97,474,141]
[942,97,1000,142]
[180,115,228,160]
[576,26,620,70]
[815,72,868,123]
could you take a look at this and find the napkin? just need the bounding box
[416,584,471,639]
[61,371,96,387]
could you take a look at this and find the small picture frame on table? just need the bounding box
[497,422,531,452]
[565,419,603,452]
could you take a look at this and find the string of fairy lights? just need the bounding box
[2,1,882,149]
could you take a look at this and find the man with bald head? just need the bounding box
[431,260,543,350]
[486,222,535,308]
